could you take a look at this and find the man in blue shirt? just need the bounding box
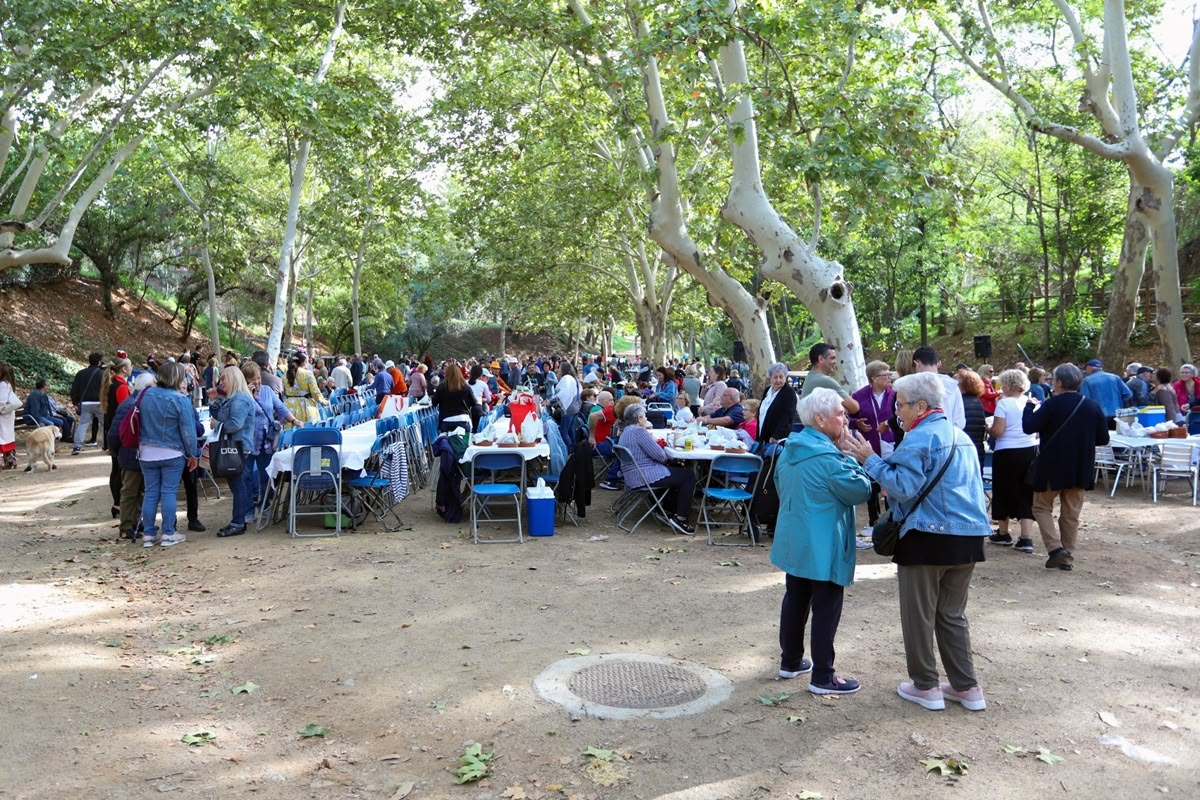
[1080,358,1132,422]
[25,380,75,439]
[698,387,745,428]
[369,365,393,396]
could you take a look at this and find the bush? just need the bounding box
[1051,310,1101,361]
[0,332,77,395]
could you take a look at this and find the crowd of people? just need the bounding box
[2,340,1197,715]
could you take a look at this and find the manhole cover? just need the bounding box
[568,661,707,709]
[533,654,732,720]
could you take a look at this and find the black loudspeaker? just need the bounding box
[973,335,992,360]
[732,340,746,363]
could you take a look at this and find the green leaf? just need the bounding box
[181,730,216,746]
[920,756,968,775]
[298,723,329,738]
[797,793,824,799]
[1036,748,1065,764]
[787,715,806,724]
[584,746,613,761]
[231,681,259,695]
[718,560,742,567]
[430,699,446,710]
[1002,744,1028,754]
[454,743,494,784]
[758,691,791,706]
[566,647,591,655]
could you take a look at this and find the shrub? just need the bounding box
[0,332,77,395]
[1051,310,1101,361]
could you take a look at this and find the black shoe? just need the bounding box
[1045,547,1071,569]
[668,515,695,535]
[187,519,206,532]
[988,532,1013,546]
[1014,538,1034,553]
[217,525,246,538]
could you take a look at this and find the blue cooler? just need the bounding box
[526,490,555,536]
[1137,406,1166,427]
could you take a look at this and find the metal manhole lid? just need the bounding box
[534,654,732,720]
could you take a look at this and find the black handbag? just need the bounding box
[872,432,960,556]
[211,424,245,478]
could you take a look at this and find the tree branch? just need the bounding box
[1157,18,1200,159]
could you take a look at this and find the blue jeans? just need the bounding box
[251,451,274,506]
[141,457,185,537]
[37,415,74,439]
[227,464,256,527]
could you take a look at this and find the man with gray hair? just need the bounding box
[251,350,283,396]
[331,357,353,391]
[1021,364,1109,571]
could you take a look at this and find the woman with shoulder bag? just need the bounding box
[241,362,299,514]
[208,366,257,537]
[843,371,991,712]
[136,362,199,547]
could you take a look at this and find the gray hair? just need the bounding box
[1054,363,1084,391]
[767,362,789,377]
[622,402,646,424]
[892,372,944,408]
[797,387,843,426]
[998,368,1030,394]
[132,372,156,392]
[1180,363,1197,376]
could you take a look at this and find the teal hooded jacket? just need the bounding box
[770,426,872,586]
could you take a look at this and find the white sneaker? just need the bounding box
[159,533,186,547]
[860,526,873,537]
[142,534,159,549]
[855,538,874,550]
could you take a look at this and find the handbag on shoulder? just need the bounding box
[872,432,961,556]
[211,424,245,478]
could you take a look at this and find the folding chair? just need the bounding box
[700,453,763,545]
[1094,445,1131,497]
[468,451,526,543]
[611,445,674,534]
[1151,441,1199,505]
[288,428,344,537]
[347,432,404,530]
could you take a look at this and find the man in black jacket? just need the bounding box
[1022,363,1109,571]
[69,351,105,454]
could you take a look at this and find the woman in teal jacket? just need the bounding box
[772,387,872,696]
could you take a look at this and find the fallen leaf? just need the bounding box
[181,730,216,746]
[786,715,806,724]
[1098,711,1120,727]
[1036,748,1065,765]
[137,683,157,692]
[797,793,824,800]
[231,681,260,695]
[566,648,591,656]
[388,781,415,800]
[920,756,968,776]
[502,786,528,799]
[298,723,330,738]
[583,746,613,761]
[1002,744,1028,754]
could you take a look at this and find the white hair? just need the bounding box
[797,387,843,426]
[892,372,944,408]
[132,372,156,392]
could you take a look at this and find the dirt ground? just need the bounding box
[2,442,1198,800]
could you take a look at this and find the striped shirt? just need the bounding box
[617,424,669,486]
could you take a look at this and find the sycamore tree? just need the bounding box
[927,0,1200,367]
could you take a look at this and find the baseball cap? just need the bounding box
[482,368,493,377]
[385,360,395,368]
[1086,358,1103,368]
[1136,365,1154,375]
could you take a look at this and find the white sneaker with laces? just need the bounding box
[855,537,874,550]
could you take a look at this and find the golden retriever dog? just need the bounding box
[24,425,61,473]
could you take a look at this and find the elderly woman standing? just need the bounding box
[137,362,199,548]
[986,369,1038,553]
[208,366,257,537]
[616,402,696,534]
[772,388,872,694]
[844,372,991,712]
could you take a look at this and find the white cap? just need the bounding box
[482,368,493,377]
[385,360,395,368]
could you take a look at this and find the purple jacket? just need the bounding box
[849,384,895,456]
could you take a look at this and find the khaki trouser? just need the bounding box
[897,564,978,691]
[119,469,144,536]
[1032,488,1085,562]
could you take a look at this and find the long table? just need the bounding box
[267,419,380,479]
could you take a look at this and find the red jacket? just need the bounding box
[1173,378,1200,412]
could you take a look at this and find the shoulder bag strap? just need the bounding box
[1039,395,1085,450]
[899,431,961,522]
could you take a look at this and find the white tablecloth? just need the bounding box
[267,420,380,479]
[460,442,549,464]
[1109,433,1200,449]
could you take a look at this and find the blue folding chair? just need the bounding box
[468,451,526,544]
[287,428,343,538]
[700,453,763,545]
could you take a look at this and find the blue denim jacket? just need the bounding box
[863,410,990,537]
[137,387,198,459]
[209,391,256,454]
[251,385,289,455]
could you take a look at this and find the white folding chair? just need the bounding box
[1151,441,1199,505]
[1094,445,1128,497]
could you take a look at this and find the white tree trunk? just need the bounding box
[350,209,372,356]
[160,151,220,355]
[717,33,867,391]
[627,11,776,395]
[265,3,345,365]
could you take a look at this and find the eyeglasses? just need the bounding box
[896,400,919,407]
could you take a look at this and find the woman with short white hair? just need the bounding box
[844,371,991,712]
[615,402,696,534]
[771,388,871,695]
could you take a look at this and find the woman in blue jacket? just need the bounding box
[844,371,992,712]
[772,387,872,696]
[208,366,257,537]
[136,362,199,548]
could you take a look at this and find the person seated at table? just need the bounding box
[589,391,624,490]
[433,360,478,434]
[651,366,677,405]
[616,403,696,535]
[581,387,600,415]
[700,365,728,416]
[698,387,745,428]
[673,392,695,426]
[241,361,301,512]
[734,398,760,445]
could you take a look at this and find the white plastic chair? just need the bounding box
[1151,441,1199,505]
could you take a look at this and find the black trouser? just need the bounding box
[180,466,200,522]
[649,465,696,518]
[779,574,845,685]
[867,478,887,525]
[108,451,121,506]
